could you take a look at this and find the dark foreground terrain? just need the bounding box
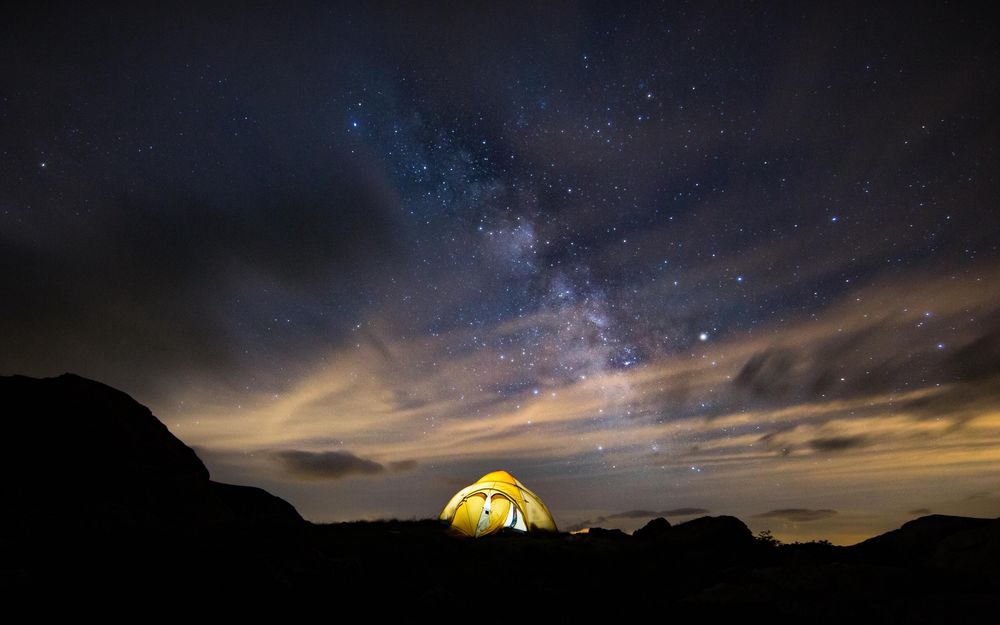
[2,374,998,622]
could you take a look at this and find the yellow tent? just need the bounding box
[439,470,558,537]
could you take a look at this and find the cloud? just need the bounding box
[597,510,670,521]
[734,348,797,400]
[753,509,838,522]
[599,507,711,520]
[808,435,868,452]
[949,314,1000,382]
[273,450,416,481]
[566,507,711,531]
[0,164,404,403]
[728,292,1000,424]
[964,491,994,501]
[660,507,713,516]
[387,460,418,472]
[907,508,932,516]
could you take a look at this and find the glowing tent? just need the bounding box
[439,470,558,537]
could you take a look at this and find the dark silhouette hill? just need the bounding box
[1,373,301,534]
[1,373,998,622]
[853,513,1000,583]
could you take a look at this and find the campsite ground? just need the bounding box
[6,514,999,622]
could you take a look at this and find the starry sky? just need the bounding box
[3,3,999,544]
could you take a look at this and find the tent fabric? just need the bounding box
[439,470,557,537]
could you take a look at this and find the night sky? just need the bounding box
[3,3,999,544]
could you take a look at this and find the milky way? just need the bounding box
[2,4,998,543]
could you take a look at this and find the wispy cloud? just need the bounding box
[170,265,1000,539]
[273,450,417,480]
[753,508,838,522]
